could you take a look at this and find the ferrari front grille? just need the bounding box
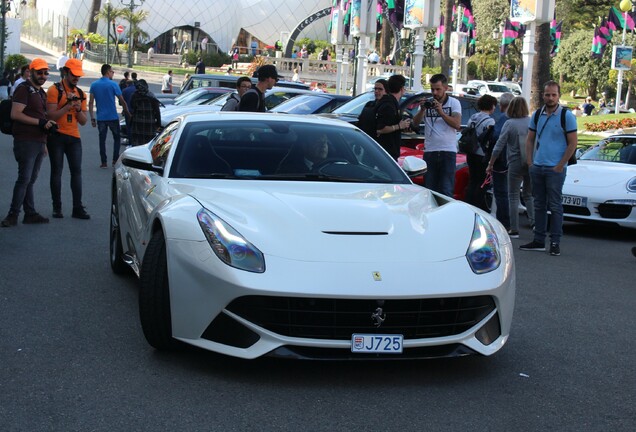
[226,295,495,340]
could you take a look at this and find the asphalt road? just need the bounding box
[0,44,635,431]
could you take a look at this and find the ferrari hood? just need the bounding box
[177,181,480,263]
[566,162,636,188]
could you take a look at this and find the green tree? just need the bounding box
[552,28,610,99]
[122,9,149,51]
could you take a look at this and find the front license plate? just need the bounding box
[562,194,587,207]
[351,334,403,354]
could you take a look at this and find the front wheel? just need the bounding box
[139,230,179,350]
[110,189,129,275]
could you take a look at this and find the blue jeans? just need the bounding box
[97,120,121,165]
[530,165,566,245]
[507,161,534,232]
[47,133,83,210]
[8,140,46,216]
[424,151,456,197]
[492,169,510,229]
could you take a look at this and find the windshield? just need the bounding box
[173,89,209,106]
[487,84,512,93]
[271,95,331,114]
[332,92,375,116]
[169,120,410,184]
[580,137,636,164]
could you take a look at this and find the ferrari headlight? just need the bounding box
[197,208,265,273]
[466,214,500,274]
[627,176,636,193]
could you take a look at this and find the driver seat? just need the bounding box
[183,135,232,176]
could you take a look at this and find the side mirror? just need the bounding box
[402,156,427,177]
[121,145,163,174]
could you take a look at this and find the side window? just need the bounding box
[150,122,180,169]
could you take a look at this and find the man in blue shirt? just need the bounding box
[88,64,130,168]
[520,81,577,256]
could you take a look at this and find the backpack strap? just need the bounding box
[54,82,85,105]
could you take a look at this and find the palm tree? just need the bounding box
[87,0,101,34]
[121,9,149,51]
[94,5,126,63]
[530,22,552,111]
[442,0,453,76]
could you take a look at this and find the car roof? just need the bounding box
[175,111,360,129]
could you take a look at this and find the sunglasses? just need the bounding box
[35,70,49,76]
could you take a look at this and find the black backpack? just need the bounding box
[458,117,490,154]
[532,106,577,165]
[0,82,38,135]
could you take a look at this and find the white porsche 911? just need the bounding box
[562,134,636,229]
[110,112,515,360]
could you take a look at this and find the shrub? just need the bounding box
[584,117,636,132]
[4,54,29,73]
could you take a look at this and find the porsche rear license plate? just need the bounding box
[351,334,403,353]
[562,195,587,207]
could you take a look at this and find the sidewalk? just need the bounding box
[21,37,174,88]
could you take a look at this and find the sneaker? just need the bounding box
[23,213,49,224]
[72,206,90,220]
[100,163,108,169]
[507,229,520,238]
[519,241,546,251]
[52,208,63,219]
[632,247,636,258]
[549,242,561,256]
[1,213,18,227]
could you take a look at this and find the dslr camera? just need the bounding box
[67,94,85,102]
[421,97,436,109]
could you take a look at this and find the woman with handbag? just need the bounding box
[487,96,535,238]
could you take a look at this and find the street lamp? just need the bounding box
[105,0,112,64]
[492,21,505,81]
[120,0,144,68]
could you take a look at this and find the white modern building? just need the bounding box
[29,0,332,53]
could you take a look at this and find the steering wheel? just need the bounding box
[313,158,349,171]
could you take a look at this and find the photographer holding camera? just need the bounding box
[412,74,462,197]
[45,58,90,220]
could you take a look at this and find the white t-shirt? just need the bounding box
[423,96,462,153]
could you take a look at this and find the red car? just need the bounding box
[398,144,469,200]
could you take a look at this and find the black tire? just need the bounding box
[110,188,130,275]
[139,230,178,350]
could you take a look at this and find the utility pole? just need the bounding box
[120,0,144,68]
[105,0,111,64]
[0,0,9,72]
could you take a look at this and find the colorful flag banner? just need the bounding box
[550,20,562,57]
[500,19,525,56]
[607,6,635,32]
[434,13,444,51]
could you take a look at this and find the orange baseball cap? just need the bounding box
[64,58,84,76]
[29,58,49,71]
